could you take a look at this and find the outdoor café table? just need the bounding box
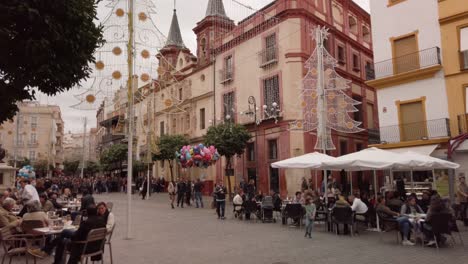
[405,213,427,244]
[33,225,77,236]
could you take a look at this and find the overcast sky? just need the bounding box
[37,0,370,133]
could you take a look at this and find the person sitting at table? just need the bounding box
[333,195,351,234]
[348,194,368,221]
[418,191,431,213]
[376,197,415,246]
[0,197,22,229]
[400,196,424,216]
[40,193,55,212]
[386,191,404,211]
[255,190,264,202]
[29,205,106,263]
[97,202,115,233]
[292,191,304,205]
[23,200,49,227]
[422,195,454,246]
[49,192,64,211]
[62,188,72,200]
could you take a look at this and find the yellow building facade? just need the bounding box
[439,0,468,136]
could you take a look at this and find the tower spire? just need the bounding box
[205,0,228,18]
[165,7,185,48]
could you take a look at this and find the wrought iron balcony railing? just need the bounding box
[367,128,381,145]
[460,50,468,71]
[258,46,278,68]
[219,68,233,84]
[377,118,450,144]
[366,47,441,81]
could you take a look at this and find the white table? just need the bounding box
[33,225,77,236]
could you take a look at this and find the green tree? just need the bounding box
[132,160,146,177]
[63,160,80,176]
[153,135,189,182]
[84,161,100,177]
[33,159,52,178]
[204,123,251,197]
[0,0,104,122]
[100,144,127,177]
[9,157,31,168]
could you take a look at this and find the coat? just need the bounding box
[70,215,106,262]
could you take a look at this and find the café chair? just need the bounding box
[65,228,107,264]
[106,224,116,264]
[0,227,35,264]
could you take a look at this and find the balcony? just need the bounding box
[367,128,381,145]
[28,141,39,147]
[366,47,442,88]
[258,46,278,68]
[219,68,233,84]
[460,50,468,71]
[102,134,125,144]
[377,118,450,144]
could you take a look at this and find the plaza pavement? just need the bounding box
[13,193,468,264]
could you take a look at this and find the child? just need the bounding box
[304,197,316,238]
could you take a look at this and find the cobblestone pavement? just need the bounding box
[11,193,468,264]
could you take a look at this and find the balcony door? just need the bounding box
[399,99,427,141]
[393,33,419,74]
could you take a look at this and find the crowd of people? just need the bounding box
[0,177,115,264]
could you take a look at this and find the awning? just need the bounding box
[450,139,468,152]
[386,144,438,156]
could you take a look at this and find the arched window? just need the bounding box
[362,26,371,42]
[349,16,357,34]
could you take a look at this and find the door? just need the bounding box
[393,34,419,74]
[269,167,279,193]
[399,101,427,141]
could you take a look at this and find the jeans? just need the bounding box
[195,192,203,208]
[177,192,185,207]
[305,218,314,235]
[396,216,412,240]
[216,200,226,218]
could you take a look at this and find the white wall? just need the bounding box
[370,0,442,62]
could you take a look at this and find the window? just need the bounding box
[367,103,374,129]
[160,121,165,136]
[200,38,206,58]
[398,99,427,141]
[268,139,278,160]
[247,142,255,161]
[178,88,183,101]
[31,116,37,128]
[323,38,329,52]
[185,114,190,131]
[337,45,345,64]
[29,151,36,161]
[460,27,468,70]
[225,55,233,79]
[223,92,235,121]
[263,75,280,117]
[172,118,177,133]
[199,108,206,129]
[269,167,279,193]
[264,33,277,62]
[30,133,37,144]
[353,95,363,122]
[348,16,357,33]
[339,140,348,156]
[393,33,419,74]
[352,54,360,70]
[363,26,371,42]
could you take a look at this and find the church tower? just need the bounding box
[193,0,235,65]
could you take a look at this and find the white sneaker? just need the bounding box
[426,240,436,246]
[402,240,415,246]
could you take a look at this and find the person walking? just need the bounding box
[194,179,204,208]
[140,178,149,200]
[185,180,192,206]
[214,182,227,219]
[176,178,186,208]
[168,181,176,209]
[457,173,468,226]
[304,198,316,238]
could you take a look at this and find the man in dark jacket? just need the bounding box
[177,178,186,208]
[214,182,227,219]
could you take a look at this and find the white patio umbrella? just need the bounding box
[271,152,336,169]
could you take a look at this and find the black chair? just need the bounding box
[429,213,455,249]
[376,211,400,244]
[284,204,304,227]
[332,207,354,236]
